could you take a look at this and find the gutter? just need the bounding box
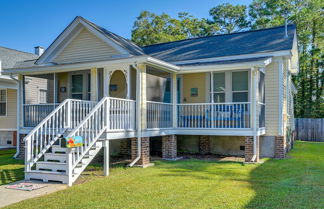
[128,63,142,167]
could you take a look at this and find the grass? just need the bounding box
[4,141,324,209]
[0,149,24,185]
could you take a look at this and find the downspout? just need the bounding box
[13,74,21,158]
[129,63,142,167]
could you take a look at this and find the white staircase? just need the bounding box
[24,99,97,184]
[24,97,136,185]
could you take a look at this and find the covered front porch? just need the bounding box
[18,61,265,137]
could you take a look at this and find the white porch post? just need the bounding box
[126,68,131,99]
[103,140,110,176]
[18,75,24,128]
[91,67,98,101]
[172,73,177,128]
[53,72,57,103]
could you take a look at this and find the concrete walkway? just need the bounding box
[0,180,66,208]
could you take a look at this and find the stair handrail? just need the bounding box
[24,99,97,171]
[66,97,109,185]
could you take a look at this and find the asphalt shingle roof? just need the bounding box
[0,46,38,69]
[142,25,296,63]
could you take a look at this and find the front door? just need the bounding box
[71,74,84,99]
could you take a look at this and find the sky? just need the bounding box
[0,0,251,54]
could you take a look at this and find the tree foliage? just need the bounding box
[131,11,218,47]
[209,3,250,33]
[131,0,324,118]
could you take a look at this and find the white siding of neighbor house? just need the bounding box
[54,28,120,64]
[0,89,17,129]
[264,59,280,136]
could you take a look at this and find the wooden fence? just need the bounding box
[295,118,324,142]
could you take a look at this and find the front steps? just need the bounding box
[26,141,103,184]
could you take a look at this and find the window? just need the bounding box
[39,89,47,104]
[71,74,83,99]
[0,89,7,116]
[212,72,225,103]
[232,71,248,102]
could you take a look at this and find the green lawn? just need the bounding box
[4,141,324,209]
[0,149,24,185]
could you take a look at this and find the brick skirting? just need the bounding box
[17,134,26,159]
[274,136,286,159]
[162,135,177,160]
[199,136,211,154]
[120,138,131,156]
[131,137,150,166]
[245,136,259,162]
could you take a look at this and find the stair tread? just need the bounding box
[27,170,68,175]
[37,161,66,165]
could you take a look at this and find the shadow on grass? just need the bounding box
[0,149,25,185]
[246,141,324,208]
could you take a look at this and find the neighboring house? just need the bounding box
[0,47,38,149]
[3,16,298,186]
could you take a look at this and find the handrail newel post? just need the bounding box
[67,148,73,186]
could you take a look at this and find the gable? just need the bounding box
[53,28,121,64]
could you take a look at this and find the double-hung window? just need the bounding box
[211,71,249,103]
[212,72,225,103]
[232,71,248,102]
[0,89,7,116]
[39,89,47,104]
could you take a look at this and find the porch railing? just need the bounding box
[177,102,251,129]
[24,104,59,127]
[24,99,96,171]
[147,101,173,129]
[109,97,136,131]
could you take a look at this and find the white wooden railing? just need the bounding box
[24,104,59,127]
[66,97,109,179]
[177,102,251,129]
[147,101,173,129]
[109,98,136,131]
[24,99,96,171]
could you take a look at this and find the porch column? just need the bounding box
[53,72,58,103]
[18,75,24,128]
[138,64,147,129]
[171,73,177,128]
[126,68,131,99]
[103,140,110,176]
[91,67,98,101]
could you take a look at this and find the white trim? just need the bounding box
[172,51,286,65]
[36,17,130,65]
[4,56,148,75]
[278,58,284,136]
[0,128,17,131]
[178,58,272,74]
[0,88,8,117]
[49,26,84,62]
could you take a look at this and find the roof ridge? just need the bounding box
[142,24,296,48]
[0,46,37,56]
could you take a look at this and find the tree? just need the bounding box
[249,0,324,118]
[131,11,218,46]
[209,3,250,33]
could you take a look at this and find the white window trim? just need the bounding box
[38,89,48,104]
[69,70,91,100]
[210,69,250,103]
[0,88,7,117]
